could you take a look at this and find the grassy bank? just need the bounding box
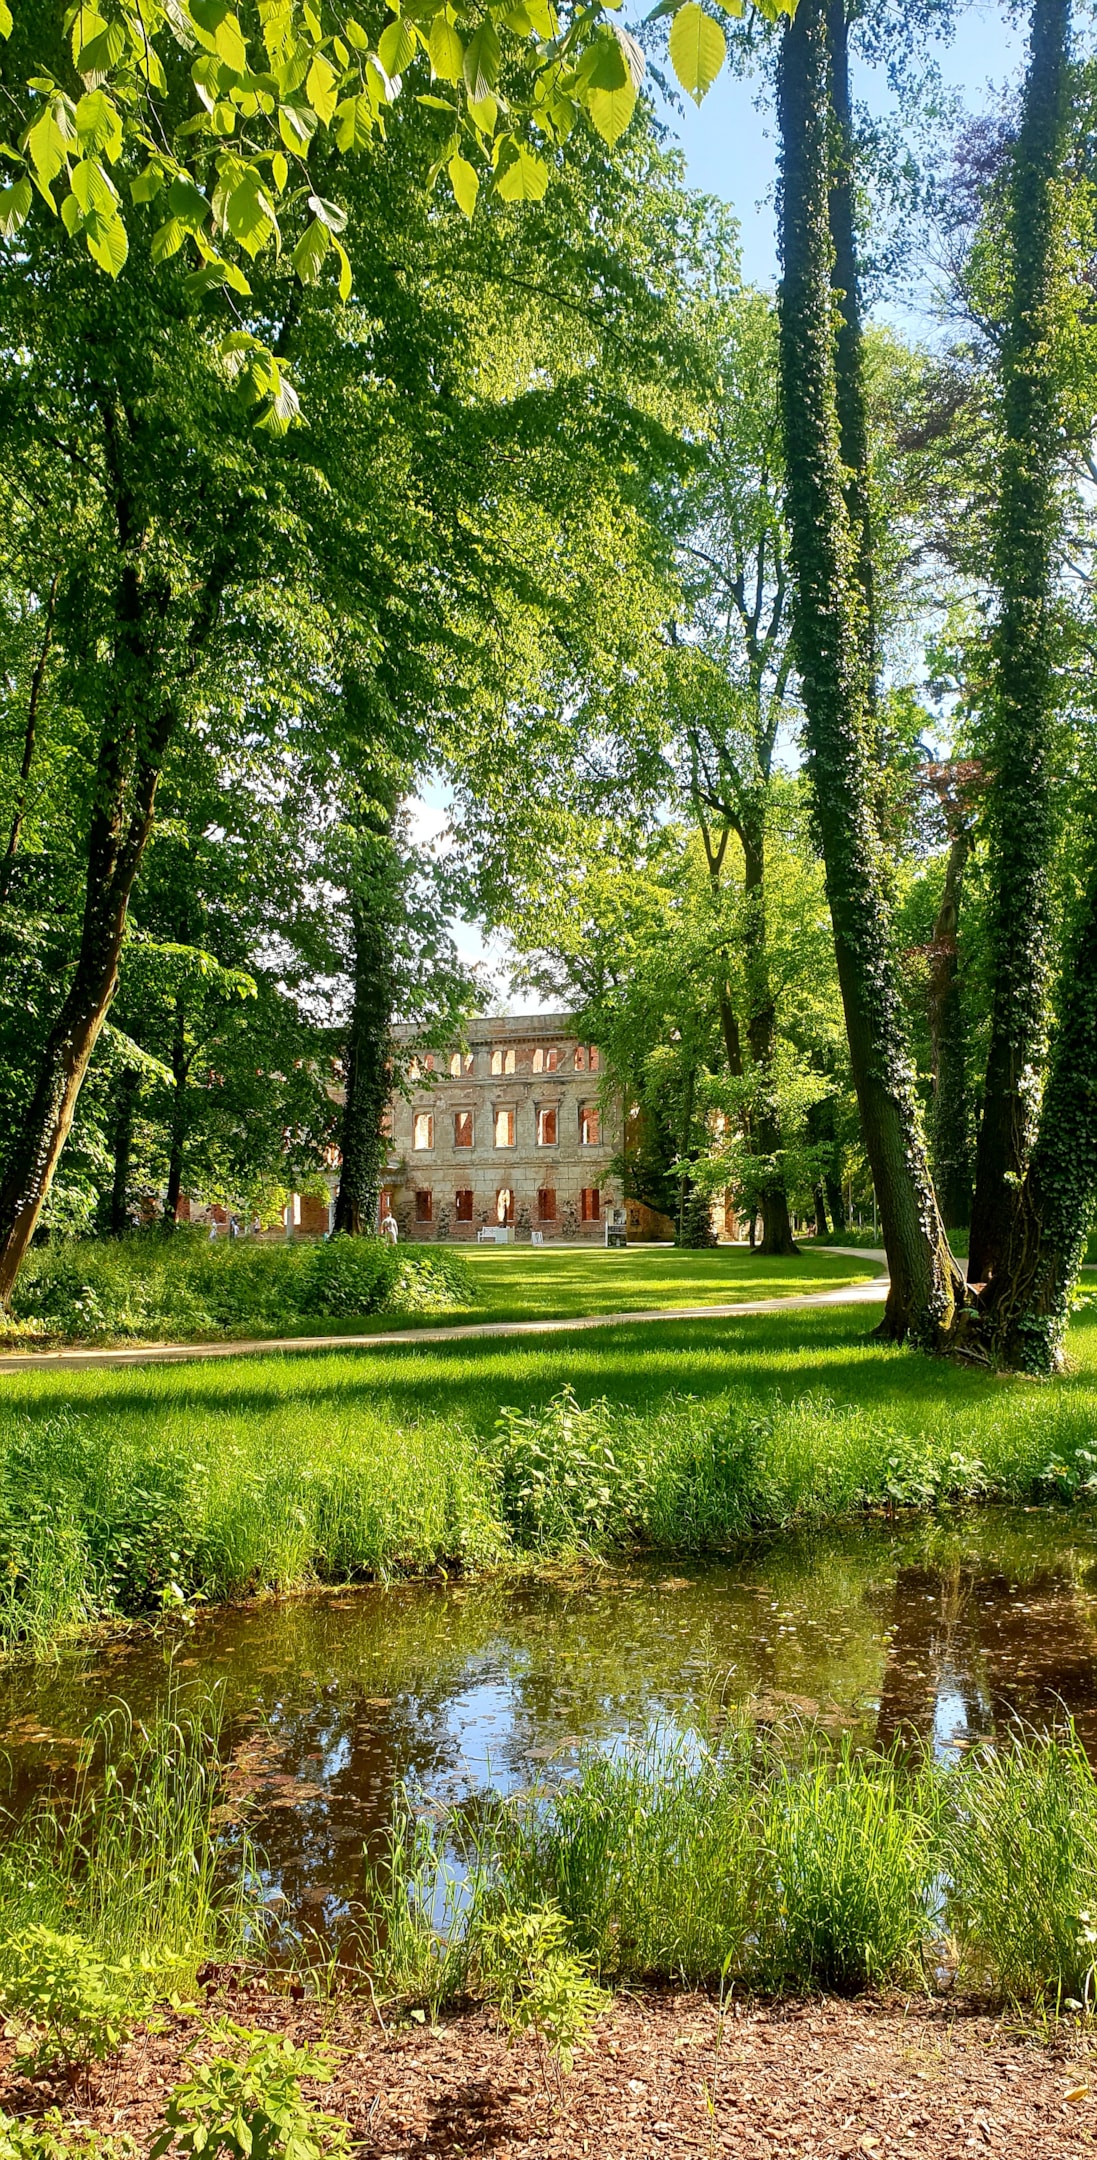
[374,1719,1097,2010]
[3,1303,1097,1650]
[0,1238,877,1346]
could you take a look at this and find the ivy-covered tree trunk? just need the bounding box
[0,572,58,911]
[333,808,399,1238]
[927,825,973,1231]
[968,0,1070,1288]
[776,0,962,1343]
[162,998,189,1229]
[825,0,876,711]
[984,847,1097,1371]
[742,826,798,1256]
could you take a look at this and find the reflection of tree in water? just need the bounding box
[875,1561,1097,1761]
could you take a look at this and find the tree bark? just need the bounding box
[968,0,1070,1286]
[742,825,798,1256]
[825,0,876,713]
[927,826,973,1231]
[0,556,174,1303]
[825,1173,846,1233]
[982,845,1097,1372]
[0,572,59,909]
[107,1065,140,1237]
[813,1181,830,1235]
[163,997,188,1228]
[776,0,962,1344]
[333,860,397,1238]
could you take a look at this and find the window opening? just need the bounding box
[454,1110,474,1148]
[454,1189,474,1222]
[580,1103,600,1146]
[413,1112,434,1150]
[415,1189,433,1223]
[581,1187,601,1222]
[494,1107,515,1147]
[538,1188,556,1222]
[496,1188,514,1225]
[537,1106,557,1146]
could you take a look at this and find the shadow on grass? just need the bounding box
[10,1305,1092,1440]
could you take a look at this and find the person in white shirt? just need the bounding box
[379,1209,399,1244]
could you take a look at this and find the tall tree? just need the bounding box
[968,0,1072,1287]
[775,0,962,1341]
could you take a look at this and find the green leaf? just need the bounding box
[278,103,318,152]
[189,2,249,74]
[86,211,128,276]
[333,94,374,150]
[448,150,478,218]
[495,140,548,201]
[345,16,371,50]
[256,362,301,435]
[428,14,464,84]
[524,0,557,31]
[225,174,279,254]
[75,89,123,162]
[131,163,165,204]
[27,103,75,194]
[271,150,288,190]
[307,192,348,232]
[0,1,12,36]
[151,215,187,260]
[0,175,32,235]
[466,90,498,135]
[70,156,118,217]
[306,52,339,123]
[463,19,500,103]
[667,2,726,103]
[168,173,209,229]
[332,233,352,298]
[291,214,329,282]
[378,18,416,78]
[75,19,127,78]
[586,75,636,146]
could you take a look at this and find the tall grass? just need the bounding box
[0,1676,260,1998]
[359,1723,1097,2011]
[4,1306,1097,1651]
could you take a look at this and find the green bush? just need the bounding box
[0,1927,133,2075]
[151,2025,351,2160]
[478,1906,609,2070]
[494,1386,647,1551]
[4,1233,474,1344]
[0,2112,133,2159]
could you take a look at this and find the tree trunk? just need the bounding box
[927,827,973,1231]
[333,887,396,1238]
[742,826,798,1256]
[163,999,188,1227]
[0,572,59,910]
[776,0,961,1343]
[107,1065,140,1237]
[813,1182,830,1236]
[968,0,1070,1287]
[982,846,1097,1372]
[0,589,174,1304]
[825,1172,846,1235]
[825,0,876,714]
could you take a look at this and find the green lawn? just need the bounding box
[4,1295,1097,1651]
[426,1241,880,1327]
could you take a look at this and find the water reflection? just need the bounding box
[2,1508,1096,1934]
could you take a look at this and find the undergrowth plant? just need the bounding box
[0,1928,133,2079]
[478,1905,609,2072]
[151,2025,351,2160]
[0,2113,134,2159]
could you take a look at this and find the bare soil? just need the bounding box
[4,1982,1097,2156]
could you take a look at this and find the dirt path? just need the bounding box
[10,1982,1093,2159]
[0,1255,888,1373]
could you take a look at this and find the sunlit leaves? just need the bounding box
[580,29,640,148]
[463,20,500,104]
[0,1,12,36]
[0,175,32,236]
[378,17,417,80]
[429,15,465,83]
[189,2,249,74]
[75,90,123,163]
[495,139,549,200]
[667,3,726,104]
[448,150,479,218]
[305,52,340,123]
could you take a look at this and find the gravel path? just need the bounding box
[0,1251,888,1373]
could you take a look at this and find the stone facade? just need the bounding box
[383,1013,670,1242]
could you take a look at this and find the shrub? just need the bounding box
[494,1386,646,1551]
[478,1906,609,2071]
[151,2025,351,2160]
[0,1928,132,2075]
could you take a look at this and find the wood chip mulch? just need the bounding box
[4,1981,1097,2156]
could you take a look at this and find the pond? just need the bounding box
[3,1505,1097,1938]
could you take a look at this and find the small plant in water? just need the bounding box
[0,1929,133,2079]
[479,1905,608,2077]
[151,2023,351,2160]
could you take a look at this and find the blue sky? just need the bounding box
[430,3,1026,1008]
[665,1,1023,291]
